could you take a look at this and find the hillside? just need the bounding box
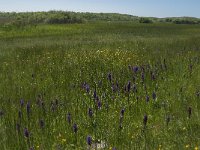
[0,11,200,25]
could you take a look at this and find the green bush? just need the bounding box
[139,17,153,23]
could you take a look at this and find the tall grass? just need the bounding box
[0,22,200,149]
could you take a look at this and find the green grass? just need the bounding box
[0,22,200,150]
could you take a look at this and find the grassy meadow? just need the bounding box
[0,22,200,149]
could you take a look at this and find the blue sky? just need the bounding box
[0,0,199,18]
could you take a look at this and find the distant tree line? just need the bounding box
[0,11,200,26]
[0,11,86,26]
[0,11,138,26]
[165,17,200,24]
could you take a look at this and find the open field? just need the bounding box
[0,22,200,149]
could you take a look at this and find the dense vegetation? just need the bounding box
[0,11,200,26]
[0,11,138,25]
[0,21,200,149]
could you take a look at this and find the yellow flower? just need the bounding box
[195,146,198,150]
[62,138,66,143]
[58,133,62,137]
[185,144,189,148]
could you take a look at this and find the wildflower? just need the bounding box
[151,73,156,80]
[62,138,66,143]
[166,116,170,126]
[24,128,29,138]
[18,110,22,119]
[133,66,139,73]
[108,73,112,83]
[31,73,34,79]
[146,95,149,102]
[127,81,131,92]
[179,87,183,93]
[140,66,145,72]
[85,84,90,93]
[196,91,200,97]
[128,65,131,70]
[120,108,125,117]
[188,107,192,118]
[73,123,78,133]
[152,92,156,100]
[97,100,101,109]
[136,96,139,101]
[119,123,122,129]
[41,101,45,111]
[143,114,148,127]
[37,98,45,109]
[67,113,71,124]
[189,64,193,72]
[194,146,198,150]
[20,99,24,107]
[87,136,92,146]
[141,72,145,81]
[93,90,97,99]
[112,84,117,92]
[39,119,45,128]
[185,144,189,148]
[26,101,31,117]
[57,133,62,138]
[116,81,119,89]
[133,84,137,93]
[88,108,93,117]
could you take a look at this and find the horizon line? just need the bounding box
[0,10,199,19]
